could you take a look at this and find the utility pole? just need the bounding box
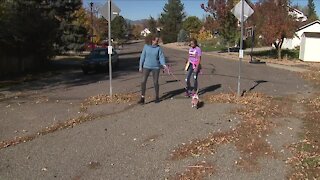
[108,0,112,98]
[99,0,120,97]
[90,2,94,51]
[237,0,244,97]
[231,0,254,97]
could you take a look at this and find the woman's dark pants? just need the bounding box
[141,68,160,98]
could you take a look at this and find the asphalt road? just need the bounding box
[0,41,312,179]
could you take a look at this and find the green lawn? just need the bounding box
[201,45,227,52]
[250,49,300,60]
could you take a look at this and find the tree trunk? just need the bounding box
[277,38,284,61]
[277,46,282,61]
[274,41,282,61]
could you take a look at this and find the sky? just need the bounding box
[84,0,320,21]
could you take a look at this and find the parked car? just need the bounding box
[85,42,97,51]
[81,48,119,74]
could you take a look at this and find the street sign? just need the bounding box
[102,0,121,98]
[108,46,112,55]
[99,1,121,21]
[231,0,254,22]
[231,0,254,96]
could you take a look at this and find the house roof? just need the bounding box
[298,20,320,31]
[287,5,308,22]
[303,32,320,38]
[288,6,305,16]
[141,28,151,33]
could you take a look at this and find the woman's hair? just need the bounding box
[145,34,158,45]
[190,38,198,47]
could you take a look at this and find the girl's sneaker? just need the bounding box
[185,90,192,97]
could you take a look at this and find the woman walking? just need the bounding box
[185,38,202,97]
[138,35,168,104]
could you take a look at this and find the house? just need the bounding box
[288,6,308,22]
[282,20,320,49]
[299,32,320,62]
[156,27,162,32]
[140,28,151,37]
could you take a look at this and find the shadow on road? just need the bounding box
[242,80,268,96]
[248,80,268,92]
[198,84,222,95]
[1,53,142,92]
[161,88,186,100]
[160,84,221,101]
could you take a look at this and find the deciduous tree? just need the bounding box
[132,24,144,39]
[252,0,297,60]
[204,15,219,34]
[202,0,238,47]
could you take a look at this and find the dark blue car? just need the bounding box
[81,48,119,74]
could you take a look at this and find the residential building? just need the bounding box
[282,20,320,49]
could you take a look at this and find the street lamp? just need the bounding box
[90,2,94,51]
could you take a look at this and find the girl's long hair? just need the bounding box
[190,38,198,47]
[145,34,157,45]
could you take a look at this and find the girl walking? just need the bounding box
[185,38,202,97]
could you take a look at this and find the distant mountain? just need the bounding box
[125,19,148,26]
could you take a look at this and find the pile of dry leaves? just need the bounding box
[170,161,214,180]
[170,93,292,172]
[1,93,139,150]
[301,67,320,87]
[83,93,139,106]
[80,93,139,112]
[0,114,94,149]
[287,94,320,179]
[284,65,320,179]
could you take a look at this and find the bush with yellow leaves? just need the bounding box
[197,30,213,41]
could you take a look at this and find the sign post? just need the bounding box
[108,0,112,98]
[99,0,120,98]
[231,0,254,96]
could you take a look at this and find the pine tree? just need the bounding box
[307,0,318,21]
[111,16,127,40]
[48,0,86,52]
[159,0,186,44]
[0,0,86,74]
[183,16,203,34]
[147,16,157,35]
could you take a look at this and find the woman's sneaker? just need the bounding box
[155,98,160,103]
